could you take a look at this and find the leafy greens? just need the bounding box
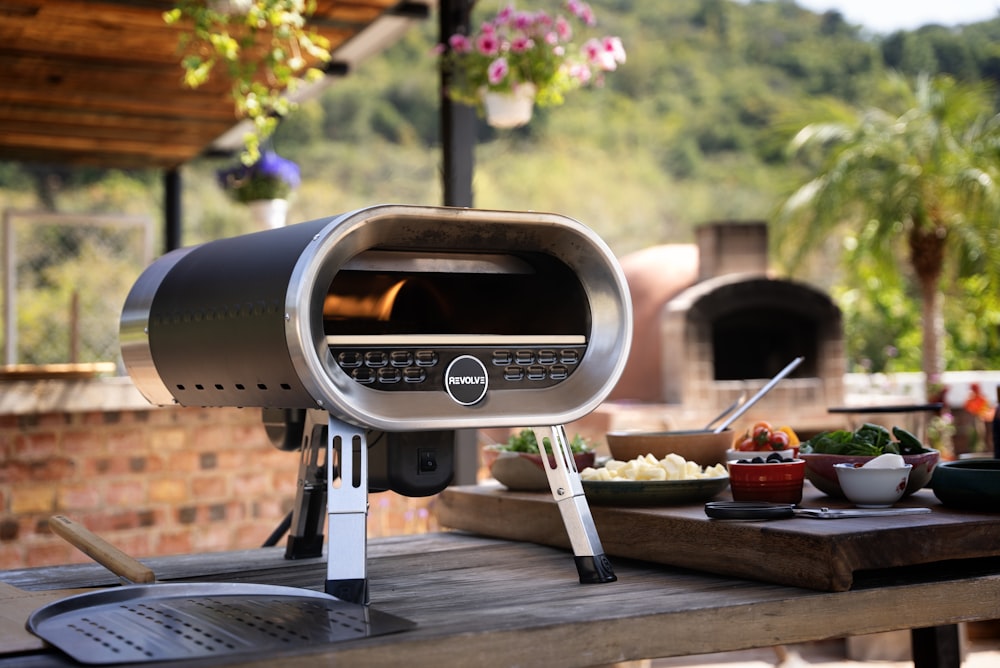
[801,423,927,456]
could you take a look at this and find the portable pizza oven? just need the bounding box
[120,204,632,603]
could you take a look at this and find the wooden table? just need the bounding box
[3,527,1000,667]
[437,484,1000,592]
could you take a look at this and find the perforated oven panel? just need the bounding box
[120,205,632,431]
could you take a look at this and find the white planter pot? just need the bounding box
[209,0,252,15]
[482,83,536,129]
[248,199,288,230]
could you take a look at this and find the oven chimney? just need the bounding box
[696,221,768,281]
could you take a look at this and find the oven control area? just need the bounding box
[329,344,586,391]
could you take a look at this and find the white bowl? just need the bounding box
[834,463,912,508]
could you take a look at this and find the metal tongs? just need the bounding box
[705,501,933,520]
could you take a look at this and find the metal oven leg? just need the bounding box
[531,425,616,583]
[284,410,328,560]
[325,416,370,604]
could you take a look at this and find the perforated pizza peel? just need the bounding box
[27,516,414,664]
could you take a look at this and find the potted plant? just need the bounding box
[437,1,626,128]
[217,149,301,228]
[164,0,330,163]
[484,429,596,490]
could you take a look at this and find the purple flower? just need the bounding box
[255,151,300,189]
[217,150,300,203]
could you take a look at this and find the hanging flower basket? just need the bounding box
[437,1,626,125]
[217,150,300,202]
[482,83,536,128]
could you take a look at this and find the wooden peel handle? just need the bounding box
[48,515,156,584]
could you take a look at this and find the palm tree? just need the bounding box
[776,73,1000,392]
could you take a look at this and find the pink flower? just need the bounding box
[583,36,626,71]
[448,34,472,53]
[476,32,501,56]
[487,57,509,85]
[510,36,534,53]
[604,36,627,65]
[555,15,572,41]
[567,0,596,27]
[512,11,534,31]
[567,62,592,84]
[495,5,515,25]
[533,11,554,30]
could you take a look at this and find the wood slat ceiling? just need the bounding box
[0,0,434,169]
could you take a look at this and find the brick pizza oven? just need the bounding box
[603,221,844,436]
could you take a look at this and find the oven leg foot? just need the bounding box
[532,425,616,584]
[324,416,370,605]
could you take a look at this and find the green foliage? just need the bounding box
[163,0,331,163]
[776,73,1000,381]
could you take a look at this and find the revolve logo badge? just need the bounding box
[444,355,489,406]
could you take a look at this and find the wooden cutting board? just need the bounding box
[0,582,92,655]
[436,483,1000,591]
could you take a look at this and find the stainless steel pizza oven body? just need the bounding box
[121,205,631,431]
[120,205,631,602]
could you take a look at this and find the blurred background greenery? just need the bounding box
[3,0,1000,374]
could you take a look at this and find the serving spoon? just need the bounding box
[712,356,804,434]
[702,392,748,430]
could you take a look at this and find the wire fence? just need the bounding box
[2,210,153,369]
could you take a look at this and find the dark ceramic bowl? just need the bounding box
[799,450,939,499]
[932,459,1000,511]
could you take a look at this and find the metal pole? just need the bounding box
[439,0,476,208]
[164,168,182,252]
[440,0,480,484]
[2,211,15,365]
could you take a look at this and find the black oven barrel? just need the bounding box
[120,204,632,431]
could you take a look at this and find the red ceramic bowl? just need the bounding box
[727,459,806,504]
[800,450,939,499]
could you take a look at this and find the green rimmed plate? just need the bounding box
[582,476,730,506]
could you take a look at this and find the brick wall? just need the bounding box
[0,397,441,571]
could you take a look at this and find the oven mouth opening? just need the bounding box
[322,250,590,342]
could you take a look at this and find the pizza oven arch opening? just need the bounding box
[712,308,818,381]
[688,277,837,382]
[658,273,844,429]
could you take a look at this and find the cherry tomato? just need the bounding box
[769,430,790,450]
[777,425,800,447]
[737,437,756,451]
[752,425,772,448]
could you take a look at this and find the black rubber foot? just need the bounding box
[575,554,617,583]
[326,578,369,605]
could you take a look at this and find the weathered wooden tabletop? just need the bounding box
[3,529,1000,667]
